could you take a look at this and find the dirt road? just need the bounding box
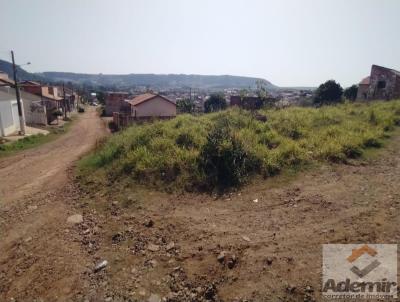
[0,107,107,204]
[0,107,107,301]
[0,112,399,301]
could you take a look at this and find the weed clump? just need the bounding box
[198,118,258,189]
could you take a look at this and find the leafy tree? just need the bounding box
[176,98,195,113]
[204,93,227,113]
[313,80,343,105]
[256,79,269,99]
[343,85,358,101]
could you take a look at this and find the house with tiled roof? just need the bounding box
[20,81,62,124]
[357,65,400,100]
[125,93,176,118]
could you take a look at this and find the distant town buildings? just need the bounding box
[230,95,268,110]
[357,65,400,100]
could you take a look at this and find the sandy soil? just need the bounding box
[0,107,108,301]
[0,111,399,302]
[0,107,107,204]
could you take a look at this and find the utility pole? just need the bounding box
[11,50,26,135]
[62,83,67,119]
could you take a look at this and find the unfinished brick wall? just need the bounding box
[367,65,400,100]
[105,92,130,116]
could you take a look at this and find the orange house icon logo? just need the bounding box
[347,244,380,278]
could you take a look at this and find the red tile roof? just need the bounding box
[41,87,62,101]
[127,93,175,107]
[359,76,370,85]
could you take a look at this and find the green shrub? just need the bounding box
[198,122,258,189]
[176,133,196,149]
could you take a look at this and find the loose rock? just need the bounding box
[144,219,154,227]
[227,254,237,269]
[67,214,83,224]
[147,243,160,252]
[94,260,108,272]
[148,293,161,302]
[217,251,226,263]
[241,235,251,242]
[166,242,175,251]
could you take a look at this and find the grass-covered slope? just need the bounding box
[79,101,400,191]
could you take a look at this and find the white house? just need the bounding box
[0,86,22,136]
[0,76,47,126]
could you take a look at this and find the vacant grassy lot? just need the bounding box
[79,100,400,191]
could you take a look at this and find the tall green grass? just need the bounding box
[79,100,400,191]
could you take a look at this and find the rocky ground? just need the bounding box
[0,111,399,302]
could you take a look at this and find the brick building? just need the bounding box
[357,65,400,100]
[105,92,130,116]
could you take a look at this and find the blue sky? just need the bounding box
[1,0,399,87]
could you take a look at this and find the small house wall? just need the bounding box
[21,90,47,125]
[105,93,129,116]
[368,65,400,99]
[0,89,20,136]
[357,84,369,100]
[132,96,176,118]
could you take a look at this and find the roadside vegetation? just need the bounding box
[0,120,74,157]
[79,100,400,192]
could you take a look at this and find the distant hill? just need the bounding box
[0,59,45,82]
[40,72,279,91]
[0,59,278,91]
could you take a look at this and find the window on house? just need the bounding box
[377,81,386,89]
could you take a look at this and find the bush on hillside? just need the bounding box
[199,119,258,189]
[344,85,358,101]
[204,93,227,113]
[176,99,195,114]
[314,80,343,105]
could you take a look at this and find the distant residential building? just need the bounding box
[20,81,63,124]
[0,86,22,136]
[230,95,264,110]
[0,76,48,126]
[357,65,400,100]
[105,92,130,116]
[126,93,176,118]
[57,86,78,112]
[113,93,176,128]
